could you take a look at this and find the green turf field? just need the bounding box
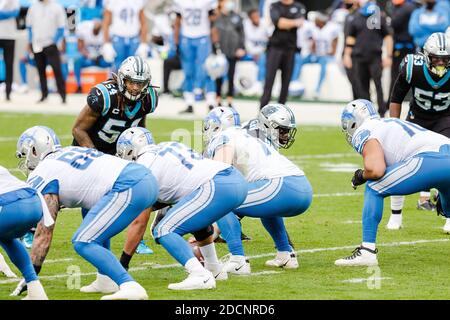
[1,112,450,300]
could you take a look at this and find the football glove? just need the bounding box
[351,169,367,189]
[101,42,116,63]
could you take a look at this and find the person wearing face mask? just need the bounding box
[74,19,112,93]
[214,0,246,108]
[409,0,449,50]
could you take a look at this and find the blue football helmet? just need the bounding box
[116,127,155,161]
[202,106,241,145]
[341,99,379,145]
[16,126,61,174]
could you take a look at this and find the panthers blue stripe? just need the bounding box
[96,84,111,116]
[406,55,413,84]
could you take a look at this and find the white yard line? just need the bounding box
[0,238,447,285]
[341,277,392,284]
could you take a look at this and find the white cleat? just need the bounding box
[443,218,450,234]
[386,214,403,230]
[205,262,228,281]
[0,253,17,278]
[80,273,119,294]
[223,255,251,275]
[265,251,299,269]
[22,280,48,300]
[335,246,378,267]
[168,270,216,290]
[100,281,148,300]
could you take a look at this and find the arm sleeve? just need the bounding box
[86,86,105,114]
[347,17,357,38]
[41,180,60,195]
[237,16,245,49]
[380,15,392,38]
[270,3,282,26]
[390,56,412,104]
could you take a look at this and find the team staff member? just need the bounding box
[259,0,306,109]
[342,0,359,100]
[26,0,67,104]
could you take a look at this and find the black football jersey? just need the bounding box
[391,54,450,120]
[73,79,158,155]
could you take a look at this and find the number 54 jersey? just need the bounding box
[75,79,158,155]
[27,147,132,209]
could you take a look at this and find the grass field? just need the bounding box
[1,112,450,300]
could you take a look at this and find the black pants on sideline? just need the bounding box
[0,39,15,99]
[163,55,181,93]
[260,47,296,109]
[34,44,66,100]
[216,57,237,99]
[344,65,358,100]
[353,56,387,116]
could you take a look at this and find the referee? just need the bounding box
[26,0,67,104]
[259,0,305,109]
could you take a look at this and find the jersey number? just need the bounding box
[415,88,450,112]
[57,148,102,170]
[185,9,202,26]
[119,8,135,25]
[158,142,202,170]
[99,118,141,144]
[384,119,426,137]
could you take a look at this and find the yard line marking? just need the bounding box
[313,192,363,198]
[1,239,447,285]
[343,220,362,224]
[288,153,357,160]
[45,258,74,264]
[341,277,392,284]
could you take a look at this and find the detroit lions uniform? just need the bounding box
[133,141,247,269]
[242,119,274,148]
[391,53,450,135]
[72,79,158,155]
[0,166,48,284]
[205,127,312,256]
[351,118,450,243]
[27,146,158,286]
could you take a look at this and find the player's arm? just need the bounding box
[102,9,112,43]
[138,8,148,44]
[72,105,100,148]
[174,14,182,48]
[30,194,60,270]
[77,38,88,58]
[361,139,386,180]
[271,4,303,30]
[343,36,355,69]
[389,57,412,118]
[208,9,220,52]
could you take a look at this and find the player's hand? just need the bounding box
[235,48,246,58]
[10,279,27,296]
[382,56,392,68]
[343,54,352,69]
[351,169,367,189]
[101,42,116,63]
[136,42,149,59]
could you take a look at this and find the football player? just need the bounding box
[101,0,149,71]
[173,0,220,113]
[0,165,50,299]
[13,126,158,300]
[116,127,248,290]
[387,32,450,231]
[202,107,313,273]
[336,99,450,266]
[72,55,157,262]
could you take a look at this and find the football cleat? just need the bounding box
[265,251,299,269]
[205,262,228,281]
[417,199,436,211]
[101,281,148,300]
[335,246,378,267]
[443,218,450,234]
[0,253,17,278]
[168,270,216,290]
[22,280,48,300]
[21,231,34,249]
[80,273,119,294]
[135,240,154,255]
[222,254,251,275]
[386,214,403,230]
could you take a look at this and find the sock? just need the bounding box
[0,239,37,283]
[19,61,27,84]
[183,92,195,106]
[185,257,206,274]
[216,213,245,256]
[120,251,132,270]
[390,196,405,212]
[362,242,376,251]
[158,233,195,265]
[261,217,292,252]
[199,243,220,265]
[73,241,132,285]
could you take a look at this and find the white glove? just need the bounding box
[0,252,17,278]
[135,42,149,59]
[101,42,116,63]
[10,279,27,296]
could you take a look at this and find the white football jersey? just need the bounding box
[27,147,130,209]
[0,166,29,195]
[243,18,268,56]
[172,0,217,38]
[205,127,304,182]
[136,142,229,204]
[297,20,315,56]
[312,22,340,56]
[105,0,145,38]
[76,20,103,59]
[352,118,450,167]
